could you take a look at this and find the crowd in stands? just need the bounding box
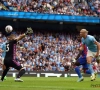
[0,31,100,72]
[0,0,100,17]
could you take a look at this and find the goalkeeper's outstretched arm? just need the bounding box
[15,27,33,41]
[16,34,26,41]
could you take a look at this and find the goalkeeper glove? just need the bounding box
[25,27,33,35]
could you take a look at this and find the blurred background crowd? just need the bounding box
[0,0,100,72]
[0,31,100,72]
[0,0,100,17]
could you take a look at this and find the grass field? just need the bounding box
[0,77,100,90]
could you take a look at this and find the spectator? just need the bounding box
[0,31,100,72]
[0,0,100,16]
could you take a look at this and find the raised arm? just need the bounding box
[15,27,33,41]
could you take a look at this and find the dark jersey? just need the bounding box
[4,40,22,70]
[5,40,17,60]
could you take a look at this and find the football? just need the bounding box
[5,25,13,33]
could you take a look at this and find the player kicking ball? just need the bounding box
[80,29,100,81]
[0,26,33,82]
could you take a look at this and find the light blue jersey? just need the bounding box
[0,43,6,58]
[81,35,97,52]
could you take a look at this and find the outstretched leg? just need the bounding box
[1,65,9,81]
[75,66,84,82]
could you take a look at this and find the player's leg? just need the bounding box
[85,63,97,76]
[84,59,97,77]
[92,63,98,79]
[0,60,2,81]
[83,64,91,74]
[1,58,7,80]
[87,57,94,73]
[85,69,91,74]
[87,56,95,81]
[75,66,84,82]
[11,60,25,82]
[84,68,97,80]
[15,68,25,82]
[2,64,7,80]
[74,60,84,82]
[87,50,95,81]
[0,65,9,81]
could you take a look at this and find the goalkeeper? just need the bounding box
[0,27,33,82]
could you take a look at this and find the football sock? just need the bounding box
[87,64,94,75]
[75,66,82,78]
[17,69,25,78]
[1,68,9,81]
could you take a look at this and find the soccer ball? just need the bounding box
[5,25,13,33]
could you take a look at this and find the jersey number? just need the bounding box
[6,44,9,52]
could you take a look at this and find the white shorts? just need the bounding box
[87,50,96,58]
[87,50,100,61]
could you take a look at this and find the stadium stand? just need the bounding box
[0,0,100,72]
[0,31,100,72]
[0,0,100,16]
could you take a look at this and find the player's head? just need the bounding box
[80,29,88,38]
[77,36,81,42]
[7,34,16,41]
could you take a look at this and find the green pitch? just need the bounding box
[0,77,100,90]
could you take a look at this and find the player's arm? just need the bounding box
[94,41,100,56]
[0,45,4,53]
[91,36,100,56]
[15,34,26,41]
[0,48,3,53]
[75,45,84,60]
[15,27,33,41]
